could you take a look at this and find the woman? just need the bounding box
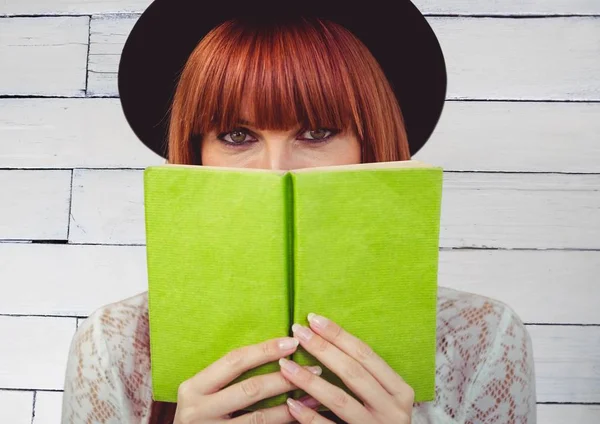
[61,3,536,424]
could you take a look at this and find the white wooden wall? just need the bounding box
[0,1,599,422]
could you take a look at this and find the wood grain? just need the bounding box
[1,312,598,404]
[0,1,597,420]
[440,172,600,249]
[0,390,33,424]
[0,316,76,390]
[0,17,88,96]
[428,17,600,100]
[0,170,71,241]
[439,249,600,325]
[537,404,600,423]
[1,99,598,172]
[88,15,137,97]
[530,325,600,403]
[0,98,163,169]
[66,169,600,249]
[69,169,145,244]
[415,0,600,15]
[87,16,600,100]
[413,101,600,173]
[0,243,597,325]
[33,391,64,424]
[0,0,150,15]
[0,243,148,316]
[2,0,599,16]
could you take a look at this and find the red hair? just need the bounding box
[167,16,410,165]
[153,16,410,423]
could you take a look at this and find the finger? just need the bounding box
[291,322,395,412]
[228,393,322,424]
[286,397,335,424]
[189,337,300,394]
[206,365,322,417]
[279,358,371,423]
[306,314,413,405]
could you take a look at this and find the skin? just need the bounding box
[173,105,414,423]
[201,101,362,170]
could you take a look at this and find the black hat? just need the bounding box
[118,0,447,159]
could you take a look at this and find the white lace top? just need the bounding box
[61,286,537,423]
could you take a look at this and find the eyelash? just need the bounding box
[216,127,340,148]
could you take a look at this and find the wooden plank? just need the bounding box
[439,250,600,325]
[538,404,600,423]
[414,0,600,15]
[0,170,71,241]
[441,173,600,249]
[0,390,33,424]
[1,99,598,172]
[88,16,137,97]
[0,245,597,325]
[0,318,596,404]
[33,391,63,424]
[537,405,600,423]
[413,102,600,173]
[32,401,600,424]
[88,16,600,100]
[429,17,600,100]
[69,170,600,249]
[0,17,88,96]
[2,0,599,16]
[0,98,163,168]
[0,0,151,15]
[0,317,75,390]
[530,325,600,403]
[69,169,145,244]
[0,244,147,316]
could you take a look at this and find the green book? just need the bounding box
[144,160,443,412]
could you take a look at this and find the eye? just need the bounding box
[299,128,339,142]
[216,128,256,146]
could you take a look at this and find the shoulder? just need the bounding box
[423,287,535,420]
[66,291,153,422]
[76,291,150,363]
[435,285,531,362]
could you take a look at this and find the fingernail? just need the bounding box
[291,323,313,342]
[287,397,304,413]
[279,357,301,374]
[307,365,322,375]
[307,313,329,330]
[278,337,299,350]
[300,396,321,409]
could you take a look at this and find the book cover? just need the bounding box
[144,160,443,411]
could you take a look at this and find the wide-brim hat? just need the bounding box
[118,0,447,160]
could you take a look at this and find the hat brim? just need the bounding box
[118,0,447,159]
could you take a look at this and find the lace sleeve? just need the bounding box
[462,306,537,423]
[61,313,125,424]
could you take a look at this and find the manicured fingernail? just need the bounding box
[278,337,299,350]
[307,365,322,375]
[300,396,321,408]
[307,313,329,330]
[291,323,313,342]
[287,397,304,413]
[279,357,301,374]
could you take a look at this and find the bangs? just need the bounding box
[169,15,410,164]
[185,17,362,137]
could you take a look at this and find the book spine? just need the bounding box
[284,173,295,338]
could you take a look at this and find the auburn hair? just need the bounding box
[152,16,410,423]
[166,16,410,165]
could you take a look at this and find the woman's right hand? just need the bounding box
[173,336,322,423]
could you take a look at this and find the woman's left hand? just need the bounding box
[278,313,414,424]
